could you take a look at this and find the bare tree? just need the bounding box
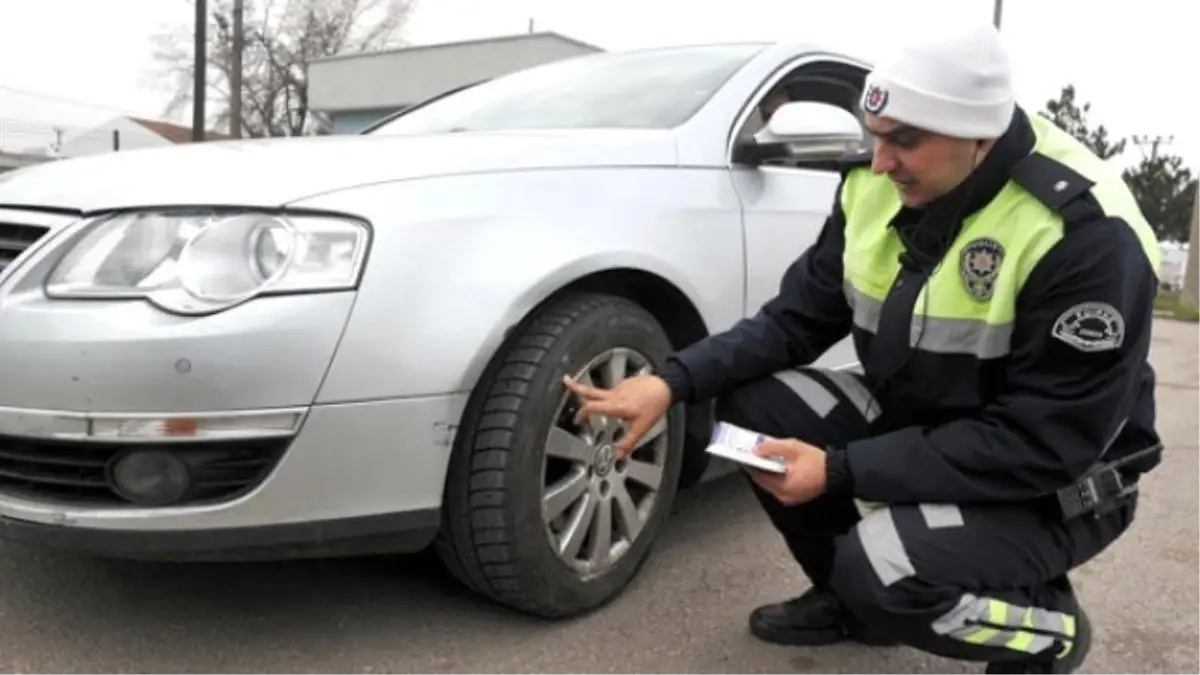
[149,0,416,138]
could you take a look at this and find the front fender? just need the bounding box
[454,249,710,394]
[291,168,745,403]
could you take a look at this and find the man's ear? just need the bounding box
[973,138,996,168]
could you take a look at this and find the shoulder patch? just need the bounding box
[1009,152,1096,213]
[1051,301,1125,353]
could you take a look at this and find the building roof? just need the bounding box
[307,31,606,113]
[129,117,229,143]
[309,31,605,65]
[0,149,53,172]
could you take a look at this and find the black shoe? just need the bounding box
[985,603,1092,674]
[748,587,899,647]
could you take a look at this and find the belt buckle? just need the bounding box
[1092,468,1138,517]
[1075,475,1101,509]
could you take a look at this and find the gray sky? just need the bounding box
[0,0,1194,168]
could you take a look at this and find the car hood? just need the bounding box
[0,130,680,213]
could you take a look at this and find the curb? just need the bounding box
[1153,312,1200,323]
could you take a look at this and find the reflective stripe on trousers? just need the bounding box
[932,593,1078,657]
[855,504,967,585]
[771,367,881,423]
[852,505,1080,660]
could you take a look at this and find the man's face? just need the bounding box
[864,114,985,207]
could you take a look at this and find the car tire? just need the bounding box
[437,292,686,619]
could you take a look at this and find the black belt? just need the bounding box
[1054,443,1163,521]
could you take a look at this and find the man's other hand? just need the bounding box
[749,437,828,505]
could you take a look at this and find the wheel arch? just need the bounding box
[545,267,711,356]
[459,264,720,489]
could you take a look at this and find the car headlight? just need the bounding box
[45,210,370,315]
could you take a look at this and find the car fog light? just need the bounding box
[108,450,192,506]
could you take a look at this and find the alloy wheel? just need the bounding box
[541,347,669,578]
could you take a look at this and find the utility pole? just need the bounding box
[192,0,208,142]
[1132,134,1196,306]
[230,0,244,139]
[1133,134,1173,160]
[993,0,1003,29]
[1183,186,1199,307]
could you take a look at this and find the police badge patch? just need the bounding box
[863,84,889,114]
[960,238,1005,301]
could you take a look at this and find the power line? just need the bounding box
[0,117,90,156]
[0,83,145,117]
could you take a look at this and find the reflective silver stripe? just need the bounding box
[772,370,838,418]
[932,593,1075,655]
[819,369,882,423]
[932,594,984,635]
[857,506,915,586]
[910,314,1013,359]
[919,503,964,529]
[845,282,882,333]
[845,282,1012,359]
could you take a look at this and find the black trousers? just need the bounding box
[716,367,1137,664]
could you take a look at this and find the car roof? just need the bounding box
[595,40,870,65]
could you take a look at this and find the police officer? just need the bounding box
[563,22,1163,675]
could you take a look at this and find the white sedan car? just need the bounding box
[0,41,868,618]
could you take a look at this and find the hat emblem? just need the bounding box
[863,84,889,114]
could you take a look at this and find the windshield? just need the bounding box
[367,43,765,135]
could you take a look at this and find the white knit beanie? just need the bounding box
[860,23,1016,139]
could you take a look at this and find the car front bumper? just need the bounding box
[0,209,466,560]
[0,393,467,560]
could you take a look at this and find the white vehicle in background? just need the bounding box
[1157,241,1189,290]
[0,41,869,618]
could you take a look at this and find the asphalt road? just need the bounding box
[0,320,1195,674]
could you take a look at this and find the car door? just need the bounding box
[728,58,870,371]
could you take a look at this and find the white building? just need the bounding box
[1159,240,1190,290]
[58,116,228,158]
[307,32,604,135]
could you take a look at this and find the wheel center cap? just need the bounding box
[593,444,615,477]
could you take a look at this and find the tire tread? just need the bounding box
[437,294,661,617]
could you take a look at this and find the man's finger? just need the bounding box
[563,375,604,400]
[574,399,625,425]
[747,468,785,497]
[614,414,657,458]
[752,471,800,505]
[756,437,802,461]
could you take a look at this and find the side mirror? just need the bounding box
[734,101,865,166]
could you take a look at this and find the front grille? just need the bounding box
[0,222,50,274]
[0,435,289,507]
